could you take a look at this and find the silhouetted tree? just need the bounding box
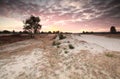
[23,30,29,34]
[53,31,56,34]
[56,31,60,34]
[23,15,42,37]
[12,30,15,34]
[82,31,85,34]
[40,31,45,34]
[2,30,11,34]
[19,31,22,34]
[48,31,52,34]
[110,26,116,33]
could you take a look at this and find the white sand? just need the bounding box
[78,35,120,52]
[56,34,110,55]
[0,48,47,79]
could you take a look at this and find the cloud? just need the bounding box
[0,0,120,19]
[0,0,120,32]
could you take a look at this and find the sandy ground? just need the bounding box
[0,34,120,79]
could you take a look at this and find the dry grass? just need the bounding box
[0,34,31,46]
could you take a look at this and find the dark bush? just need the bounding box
[64,51,68,54]
[58,34,66,40]
[57,45,60,48]
[2,30,11,34]
[110,26,116,33]
[105,53,114,57]
[69,44,74,49]
[52,41,61,46]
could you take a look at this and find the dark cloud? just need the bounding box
[0,0,45,20]
[83,9,95,13]
[0,0,120,22]
[102,5,120,18]
[108,0,120,6]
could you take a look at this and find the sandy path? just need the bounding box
[77,35,120,52]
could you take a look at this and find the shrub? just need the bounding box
[105,53,114,57]
[57,45,60,48]
[52,41,61,46]
[58,34,66,40]
[64,51,68,54]
[69,44,74,49]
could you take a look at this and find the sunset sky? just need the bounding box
[0,0,120,33]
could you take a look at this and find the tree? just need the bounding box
[82,31,85,34]
[110,26,116,33]
[23,15,42,37]
[12,30,15,34]
[2,30,11,34]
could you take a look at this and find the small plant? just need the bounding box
[58,33,66,40]
[105,53,114,57]
[52,41,61,46]
[69,44,74,49]
[57,45,60,48]
[65,51,68,54]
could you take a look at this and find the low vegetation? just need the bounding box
[58,33,66,40]
[52,41,61,46]
[57,45,60,48]
[105,53,114,57]
[69,44,74,49]
[64,50,69,54]
[0,35,31,46]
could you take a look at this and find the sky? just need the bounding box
[0,0,120,33]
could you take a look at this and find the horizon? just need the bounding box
[0,0,120,32]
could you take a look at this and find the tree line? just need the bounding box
[0,15,119,35]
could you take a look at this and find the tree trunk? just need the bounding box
[34,29,37,34]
